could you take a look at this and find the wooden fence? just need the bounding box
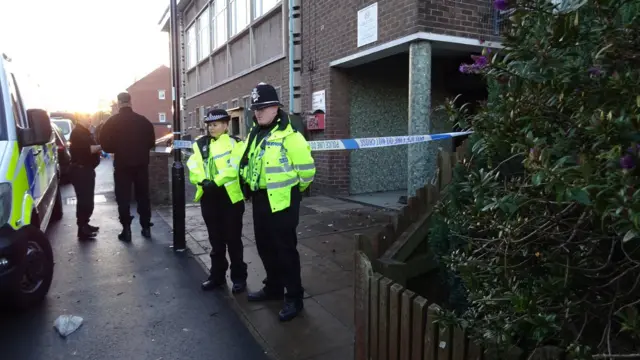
[353,141,489,360]
[354,251,484,360]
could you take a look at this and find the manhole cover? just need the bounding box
[66,195,108,205]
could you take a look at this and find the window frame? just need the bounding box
[197,7,211,61]
[158,89,166,100]
[158,112,167,123]
[213,0,227,51]
[230,0,250,37]
[186,26,197,69]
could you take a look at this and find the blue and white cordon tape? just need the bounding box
[307,131,473,151]
[171,131,473,151]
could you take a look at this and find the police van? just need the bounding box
[0,53,63,309]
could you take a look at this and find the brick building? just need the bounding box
[113,65,173,140]
[159,0,504,197]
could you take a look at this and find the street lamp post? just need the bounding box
[169,0,186,252]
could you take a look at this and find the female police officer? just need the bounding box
[186,108,248,294]
[238,83,316,321]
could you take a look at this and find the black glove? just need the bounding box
[200,180,216,190]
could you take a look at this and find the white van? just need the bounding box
[0,53,63,309]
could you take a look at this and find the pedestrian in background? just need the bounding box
[238,82,316,321]
[186,108,248,293]
[69,116,102,239]
[100,92,156,242]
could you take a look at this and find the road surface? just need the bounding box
[0,160,268,360]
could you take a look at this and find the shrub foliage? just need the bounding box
[434,0,640,357]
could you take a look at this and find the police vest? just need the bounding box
[186,133,244,204]
[240,123,315,213]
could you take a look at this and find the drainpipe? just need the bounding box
[288,0,294,114]
[288,0,301,115]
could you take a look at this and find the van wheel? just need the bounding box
[7,226,54,310]
[51,186,63,222]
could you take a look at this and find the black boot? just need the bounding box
[278,299,304,322]
[201,278,225,291]
[141,227,151,238]
[77,225,97,239]
[118,226,132,242]
[87,224,100,232]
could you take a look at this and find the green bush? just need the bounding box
[434,0,640,358]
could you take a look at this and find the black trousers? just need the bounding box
[114,165,151,227]
[201,189,247,284]
[252,186,303,301]
[71,165,96,226]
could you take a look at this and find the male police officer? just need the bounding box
[186,109,248,293]
[100,92,156,242]
[239,83,316,321]
[69,116,102,239]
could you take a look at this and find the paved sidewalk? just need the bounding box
[156,195,395,360]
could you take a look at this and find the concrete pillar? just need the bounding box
[407,40,436,197]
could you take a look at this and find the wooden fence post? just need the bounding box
[354,251,373,360]
[424,304,439,360]
[389,283,404,360]
[400,290,416,359]
[370,274,382,360]
[411,296,428,360]
[379,277,393,359]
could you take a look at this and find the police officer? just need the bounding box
[239,83,316,321]
[100,92,156,242]
[187,109,248,293]
[69,116,102,239]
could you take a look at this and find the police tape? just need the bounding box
[171,131,473,151]
[308,131,473,151]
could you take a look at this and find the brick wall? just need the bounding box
[148,150,172,205]
[301,0,421,195]
[418,0,501,42]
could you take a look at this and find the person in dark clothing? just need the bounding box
[100,92,156,242]
[69,117,102,239]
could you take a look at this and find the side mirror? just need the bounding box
[19,109,53,147]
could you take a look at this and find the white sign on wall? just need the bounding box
[312,90,326,113]
[357,2,378,47]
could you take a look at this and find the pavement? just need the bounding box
[0,160,268,360]
[157,193,396,360]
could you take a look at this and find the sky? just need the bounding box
[0,0,170,113]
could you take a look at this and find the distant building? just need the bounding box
[117,65,173,140]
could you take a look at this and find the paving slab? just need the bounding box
[157,195,396,360]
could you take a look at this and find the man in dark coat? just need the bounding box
[100,92,156,242]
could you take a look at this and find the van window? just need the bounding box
[7,73,27,128]
[0,83,7,141]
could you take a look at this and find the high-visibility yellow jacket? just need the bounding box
[239,111,315,213]
[186,133,244,204]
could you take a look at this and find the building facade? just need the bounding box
[159,0,504,197]
[115,65,173,140]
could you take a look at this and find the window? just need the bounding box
[7,73,26,128]
[214,0,227,50]
[198,7,211,60]
[253,0,279,20]
[159,112,167,122]
[158,90,166,100]
[186,26,197,68]
[220,102,228,110]
[231,98,239,108]
[230,0,250,36]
